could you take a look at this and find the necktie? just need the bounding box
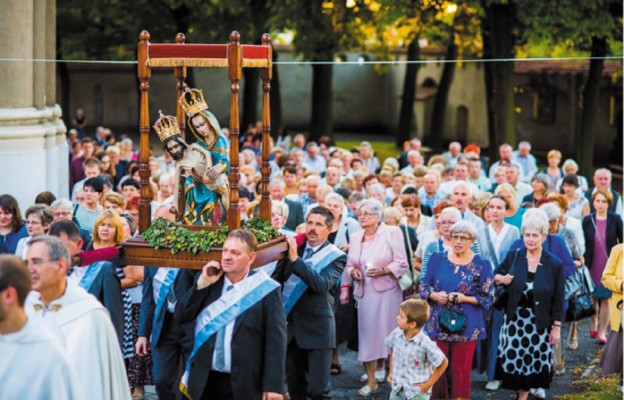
[304,247,314,260]
[213,284,234,371]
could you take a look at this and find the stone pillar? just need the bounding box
[0,0,67,210]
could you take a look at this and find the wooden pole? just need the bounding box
[174,33,187,221]
[137,31,151,233]
[259,33,272,221]
[227,31,242,231]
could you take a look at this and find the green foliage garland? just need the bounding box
[142,217,281,255]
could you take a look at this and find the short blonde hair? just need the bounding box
[547,150,562,159]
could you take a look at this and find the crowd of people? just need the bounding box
[1,122,623,400]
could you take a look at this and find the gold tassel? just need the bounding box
[242,58,271,68]
[147,58,229,68]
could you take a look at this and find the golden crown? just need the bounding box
[179,86,209,117]
[153,111,181,142]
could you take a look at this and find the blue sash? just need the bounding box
[154,268,180,317]
[180,270,279,397]
[282,244,344,315]
[79,262,106,292]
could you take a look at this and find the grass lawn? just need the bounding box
[335,140,402,165]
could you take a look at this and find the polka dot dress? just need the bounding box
[495,273,554,391]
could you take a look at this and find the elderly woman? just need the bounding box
[600,244,623,381]
[493,209,565,400]
[421,207,481,280]
[414,200,452,272]
[102,192,126,214]
[556,159,589,193]
[420,220,494,399]
[341,199,407,397]
[0,194,28,255]
[560,174,590,220]
[270,200,295,235]
[476,195,520,391]
[15,204,53,259]
[324,192,361,252]
[496,183,526,230]
[522,174,550,205]
[582,190,624,344]
[547,193,586,255]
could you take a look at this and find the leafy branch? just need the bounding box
[142,217,281,254]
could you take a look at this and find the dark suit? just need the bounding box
[582,211,624,269]
[139,267,196,400]
[272,241,346,400]
[284,197,305,231]
[176,270,286,400]
[80,261,125,348]
[495,249,565,331]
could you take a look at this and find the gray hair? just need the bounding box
[539,202,561,221]
[28,235,71,268]
[357,199,384,219]
[518,141,531,150]
[594,168,612,178]
[521,208,549,235]
[383,157,399,170]
[562,159,579,172]
[369,183,386,195]
[271,200,289,219]
[450,220,478,240]
[325,192,345,208]
[531,173,550,190]
[453,181,474,196]
[268,180,286,190]
[439,206,462,221]
[50,198,73,212]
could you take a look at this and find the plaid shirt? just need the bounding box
[417,189,443,210]
[385,327,446,398]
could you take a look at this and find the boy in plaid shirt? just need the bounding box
[385,299,448,400]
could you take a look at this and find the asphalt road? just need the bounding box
[144,318,609,399]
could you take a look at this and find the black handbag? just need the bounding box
[492,250,519,310]
[439,307,467,334]
[566,266,596,322]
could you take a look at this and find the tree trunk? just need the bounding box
[309,63,333,143]
[488,3,516,148]
[429,36,457,152]
[242,68,260,132]
[578,37,607,176]
[270,50,283,138]
[480,5,497,161]
[56,35,71,130]
[397,38,420,147]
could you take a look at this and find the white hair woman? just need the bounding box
[341,199,407,396]
[420,220,493,399]
[493,208,565,400]
[270,200,293,235]
[421,207,481,279]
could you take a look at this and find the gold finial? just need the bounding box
[178,86,209,117]
[153,110,181,142]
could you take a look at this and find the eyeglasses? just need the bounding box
[53,211,71,218]
[358,211,376,218]
[27,258,59,267]
[451,234,472,242]
[523,232,541,239]
[439,220,457,225]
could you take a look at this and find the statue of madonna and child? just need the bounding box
[153,86,230,226]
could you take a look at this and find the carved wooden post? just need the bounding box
[138,31,151,233]
[174,33,187,221]
[259,33,272,221]
[227,31,242,231]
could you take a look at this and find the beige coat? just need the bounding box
[601,243,623,332]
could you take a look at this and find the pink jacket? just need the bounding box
[345,223,408,293]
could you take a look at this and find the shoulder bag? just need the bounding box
[566,265,596,321]
[492,250,519,310]
[385,227,413,291]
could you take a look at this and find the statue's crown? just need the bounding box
[179,86,209,117]
[153,111,181,142]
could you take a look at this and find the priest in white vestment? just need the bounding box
[0,254,81,400]
[24,236,131,400]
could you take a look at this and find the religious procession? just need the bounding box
[0,1,623,400]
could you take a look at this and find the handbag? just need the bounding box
[566,265,596,321]
[492,250,519,310]
[565,266,592,301]
[385,227,413,291]
[439,307,466,334]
